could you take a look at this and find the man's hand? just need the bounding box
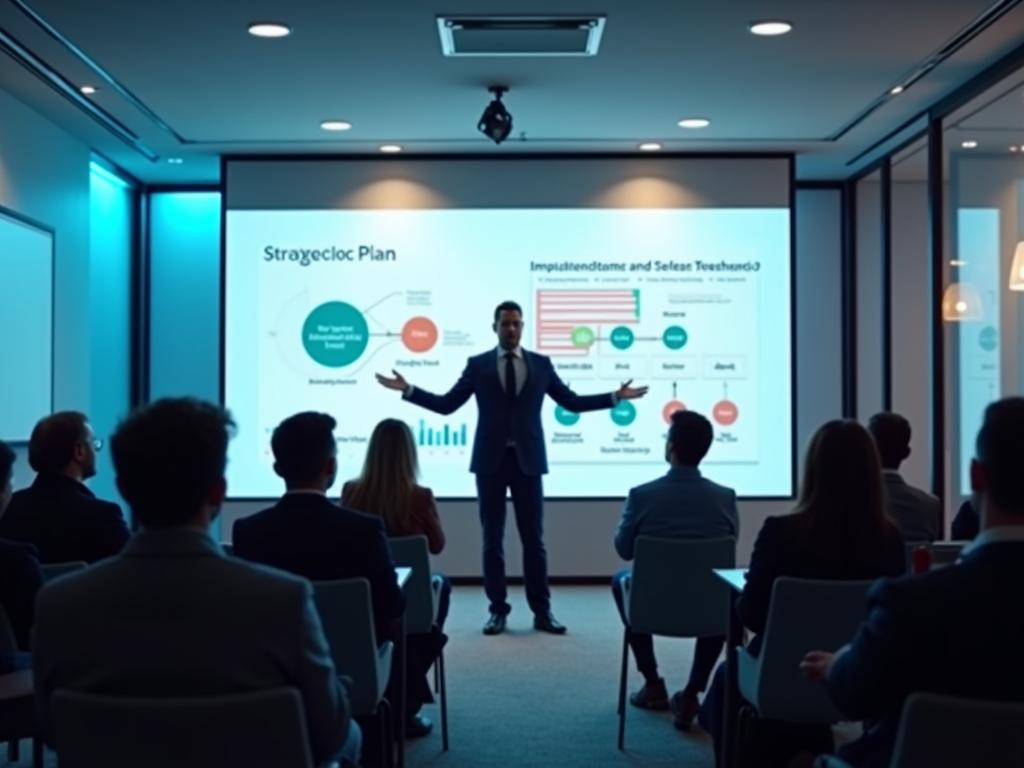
[376,370,409,392]
[616,379,649,401]
[799,650,837,684]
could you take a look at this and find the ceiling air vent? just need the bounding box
[437,15,606,57]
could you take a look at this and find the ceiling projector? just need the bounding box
[478,86,513,144]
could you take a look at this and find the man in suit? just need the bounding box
[867,412,941,542]
[32,398,359,766]
[612,410,739,730]
[378,300,648,635]
[0,411,130,563]
[802,397,1024,768]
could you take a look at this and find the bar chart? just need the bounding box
[418,419,469,448]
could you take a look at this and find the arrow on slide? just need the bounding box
[724,382,729,398]
[672,381,677,399]
[369,331,397,338]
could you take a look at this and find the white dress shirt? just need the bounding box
[497,346,527,396]
[959,524,1024,557]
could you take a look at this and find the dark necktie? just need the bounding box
[504,352,517,404]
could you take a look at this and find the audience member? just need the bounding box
[611,409,738,730]
[951,498,979,540]
[700,420,905,767]
[31,399,359,766]
[802,398,1024,768]
[0,440,43,674]
[0,411,129,563]
[866,412,941,541]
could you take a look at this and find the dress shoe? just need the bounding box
[629,677,670,710]
[483,612,507,635]
[532,612,567,634]
[669,688,701,730]
[405,713,433,738]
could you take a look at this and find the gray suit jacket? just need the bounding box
[614,465,739,560]
[882,471,941,542]
[32,528,349,763]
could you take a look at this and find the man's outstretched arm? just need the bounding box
[546,362,648,414]
[377,362,475,416]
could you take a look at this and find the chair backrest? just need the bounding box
[928,542,964,569]
[40,561,88,582]
[756,578,874,722]
[312,578,386,715]
[628,536,736,637]
[388,536,432,634]
[0,603,17,655]
[892,692,1024,768]
[51,687,313,768]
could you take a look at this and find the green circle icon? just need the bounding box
[554,405,581,426]
[663,326,689,350]
[571,326,596,348]
[979,325,998,352]
[610,326,635,350]
[302,301,369,367]
[610,400,637,427]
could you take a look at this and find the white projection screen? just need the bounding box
[223,157,794,499]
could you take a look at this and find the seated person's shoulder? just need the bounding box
[413,485,435,501]
[0,537,38,559]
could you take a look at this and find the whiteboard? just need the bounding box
[0,209,54,442]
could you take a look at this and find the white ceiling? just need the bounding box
[2,0,1024,183]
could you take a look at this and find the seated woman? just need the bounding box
[342,418,450,737]
[698,420,905,768]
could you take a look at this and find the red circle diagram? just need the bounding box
[662,400,686,424]
[713,400,739,426]
[402,317,438,353]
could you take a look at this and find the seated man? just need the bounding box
[803,397,1024,768]
[612,409,739,730]
[0,440,44,674]
[0,411,130,563]
[867,412,941,542]
[32,399,359,766]
[952,499,979,541]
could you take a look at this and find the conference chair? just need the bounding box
[313,579,395,768]
[51,687,339,768]
[735,578,874,766]
[388,535,448,751]
[40,561,87,582]
[928,541,965,569]
[0,670,42,768]
[617,536,736,749]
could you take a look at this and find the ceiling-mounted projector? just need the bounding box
[478,86,513,144]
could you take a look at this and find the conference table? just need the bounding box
[713,568,748,768]
[394,565,412,768]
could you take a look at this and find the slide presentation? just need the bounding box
[224,207,793,498]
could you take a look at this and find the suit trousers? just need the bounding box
[475,446,550,616]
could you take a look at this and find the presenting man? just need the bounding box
[378,301,647,636]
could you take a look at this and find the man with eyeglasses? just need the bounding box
[0,411,130,563]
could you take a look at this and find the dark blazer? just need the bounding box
[828,538,1024,768]
[738,514,906,635]
[405,348,613,476]
[952,500,980,541]
[233,493,406,638]
[341,483,446,555]
[0,473,130,564]
[0,537,45,650]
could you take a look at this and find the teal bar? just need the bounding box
[428,428,433,446]
[460,424,467,446]
[444,425,450,446]
[419,420,425,446]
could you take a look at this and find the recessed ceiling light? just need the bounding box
[320,120,352,131]
[961,140,978,149]
[167,157,183,164]
[379,144,403,153]
[638,142,662,151]
[248,22,291,38]
[749,21,792,36]
[1012,146,1020,152]
[80,85,97,95]
[890,85,905,95]
[678,118,710,129]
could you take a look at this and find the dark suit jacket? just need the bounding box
[738,514,906,635]
[952,500,980,541]
[0,537,44,650]
[882,472,941,542]
[341,483,446,555]
[233,493,406,638]
[0,473,130,564]
[828,538,1024,768]
[405,348,613,476]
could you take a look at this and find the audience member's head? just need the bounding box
[666,410,714,468]
[346,418,419,532]
[28,411,98,481]
[111,398,234,529]
[271,412,338,492]
[796,420,895,561]
[0,439,15,517]
[866,412,912,471]
[971,397,1024,526]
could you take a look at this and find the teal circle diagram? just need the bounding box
[610,326,635,350]
[979,325,998,352]
[554,405,581,426]
[610,400,637,427]
[302,301,369,367]
[663,326,689,350]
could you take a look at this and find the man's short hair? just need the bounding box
[668,410,714,467]
[271,412,337,487]
[111,398,234,528]
[493,301,523,323]
[866,412,912,469]
[28,411,90,474]
[976,397,1024,515]
[0,440,15,488]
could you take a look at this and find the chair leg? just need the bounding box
[439,648,449,752]
[617,626,630,750]
[434,658,440,694]
[33,736,44,768]
[378,698,395,768]
[8,739,19,762]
